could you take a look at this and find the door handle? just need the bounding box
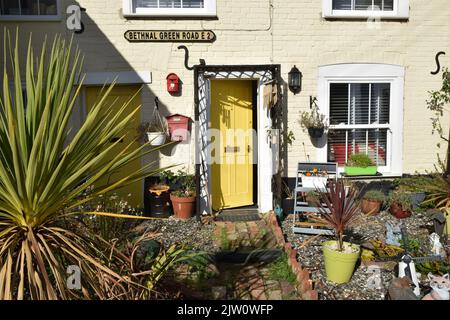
[248,145,251,153]
[225,146,240,153]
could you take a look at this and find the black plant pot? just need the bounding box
[282,198,295,216]
[145,189,173,218]
[308,128,324,139]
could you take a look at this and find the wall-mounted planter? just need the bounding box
[344,166,377,176]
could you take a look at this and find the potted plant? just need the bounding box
[316,180,361,284]
[281,180,295,216]
[387,191,413,219]
[393,176,431,209]
[344,153,377,176]
[170,169,196,220]
[361,190,385,215]
[299,106,328,139]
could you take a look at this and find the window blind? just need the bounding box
[328,83,390,166]
[332,0,394,11]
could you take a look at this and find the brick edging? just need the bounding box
[265,211,319,300]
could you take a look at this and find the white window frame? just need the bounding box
[317,64,404,176]
[0,0,61,21]
[322,0,409,19]
[122,0,216,17]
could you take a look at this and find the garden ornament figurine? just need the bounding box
[398,254,421,297]
[422,273,450,300]
[386,222,402,247]
[429,233,444,256]
[387,277,418,300]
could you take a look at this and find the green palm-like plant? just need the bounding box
[0,31,174,299]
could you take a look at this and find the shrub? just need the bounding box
[387,191,413,211]
[346,153,376,168]
[299,106,327,129]
[363,190,386,203]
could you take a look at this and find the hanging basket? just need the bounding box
[147,132,167,146]
[145,100,169,146]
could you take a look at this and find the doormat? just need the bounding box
[215,210,261,222]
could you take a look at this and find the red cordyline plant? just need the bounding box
[315,180,362,251]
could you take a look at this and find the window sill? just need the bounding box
[323,11,409,20]
[338,173,402,180]
[123,11,217,18]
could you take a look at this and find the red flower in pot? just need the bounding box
[387,191,413,219]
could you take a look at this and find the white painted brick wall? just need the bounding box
[1,0,449,176]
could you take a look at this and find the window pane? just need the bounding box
[19,0,39,15]
[330,83,390,126]
[380,0,393,10]
[328,129,388,166]
[350,83,370,125]
[1,0,21,14]
[135,0,204,9]
[330,83,349,125]
[333,0,352,10]
[370,83,390,124]
[333,0,393,11]
[40,0,57,15]
[159,0,181,8]
[355,0,373,10]
[182,0,204,8]
[0,0,57,15]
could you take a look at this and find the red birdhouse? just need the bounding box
[166,73,180,94]
[166,114,190,142]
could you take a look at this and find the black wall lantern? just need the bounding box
[288,65,302,94]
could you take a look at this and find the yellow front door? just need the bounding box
[86,86,143,208]
[211,80,254,211]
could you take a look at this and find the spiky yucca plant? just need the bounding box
[0,31,173,299]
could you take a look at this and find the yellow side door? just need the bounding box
[86,86,143,208]
[211,80,254,211]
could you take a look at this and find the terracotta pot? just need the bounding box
[389,203,412,219]
[361,199,382,215]
[170,194,196,220]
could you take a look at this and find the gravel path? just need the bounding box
[282,211,439,300]
[139,217,219,253]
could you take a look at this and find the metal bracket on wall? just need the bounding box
[310,96,318,109]
[178,45,194,71]
[431,51,446,75]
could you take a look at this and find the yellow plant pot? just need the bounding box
[322,241,360,284]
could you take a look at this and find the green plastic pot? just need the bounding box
[322,241,360,284]
[344,166,377,176]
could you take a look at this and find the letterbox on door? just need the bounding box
[166,114,191,142]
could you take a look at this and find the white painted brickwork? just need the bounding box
[1,0,449,176]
